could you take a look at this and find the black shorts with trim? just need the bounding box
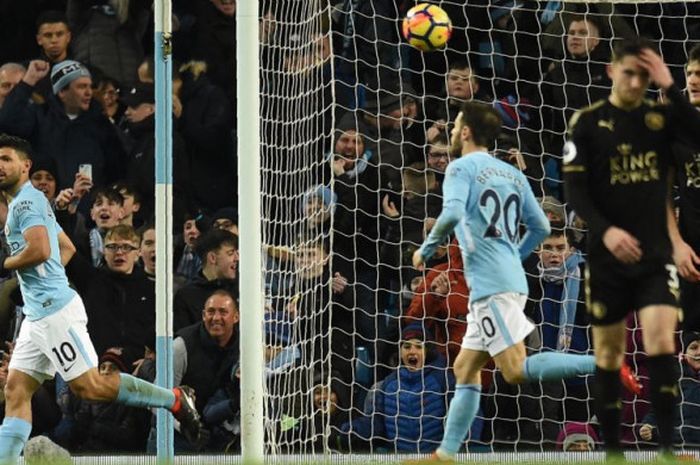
[585,258,680,325]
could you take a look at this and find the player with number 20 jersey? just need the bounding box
[419,149,549,354]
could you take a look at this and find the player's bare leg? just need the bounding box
[0,370,40,464]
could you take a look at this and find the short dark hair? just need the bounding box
[566,14,603,37]
[457,102,502,149]
[183,208,204,224]
[195,229,238,260]
[449,60,472,73]
[0,134,32,160]
[93,75,122,93]
[612,37,656,62]
[689,44,700,66]
[91,186,124,206]
[137,221,155,237]
[111,180,141,204]
[36,10,69,31]
[548,221,577,246]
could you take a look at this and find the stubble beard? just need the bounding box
[449,139,463,158]
[0,173,19,192]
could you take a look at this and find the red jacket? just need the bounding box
[405,240,469,364]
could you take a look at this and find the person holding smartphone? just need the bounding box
[0,59,125,194]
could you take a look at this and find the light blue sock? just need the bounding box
[523,353,596,382]
[116,373,176,410]
[438,384,481,456]
[0,417,32,463]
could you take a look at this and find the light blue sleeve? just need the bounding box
[16,195,46,233]
[418,161,469,260]
[518,177,550,260]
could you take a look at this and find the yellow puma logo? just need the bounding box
[598,119,615,131]
[660,385,679,397]
[604,400,622,410]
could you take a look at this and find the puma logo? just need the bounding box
[659,385,679,397]
[604,400,622,410]
[598,119,615,131]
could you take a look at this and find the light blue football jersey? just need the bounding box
[418,152,550,302]
[5,181,77,320]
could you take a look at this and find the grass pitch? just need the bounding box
[16,452,700,465]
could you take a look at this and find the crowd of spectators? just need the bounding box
[0,0,700,456]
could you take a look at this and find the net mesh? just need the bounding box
[260,0,336,454]
[258,0,700,455]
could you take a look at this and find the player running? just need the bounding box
[0,134,202,464]
[413,102,639,462]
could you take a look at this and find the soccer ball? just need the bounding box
[402,3,452,52]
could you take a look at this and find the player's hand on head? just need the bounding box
[672,239,700,282]
[603,226,643,264]
[638,48,674,90]
[412,249,426,271]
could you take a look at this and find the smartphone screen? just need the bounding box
[78,164,92,180]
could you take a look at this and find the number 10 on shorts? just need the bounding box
[51,341,77,372]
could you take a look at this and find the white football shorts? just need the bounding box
[10,294,98,382]
[461,292,534,356]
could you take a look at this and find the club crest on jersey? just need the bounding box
[644,111,664,131]
[562,141,577,164]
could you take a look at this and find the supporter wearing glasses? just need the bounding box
[65,224,155,371]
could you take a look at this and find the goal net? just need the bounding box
[257,0,700,456]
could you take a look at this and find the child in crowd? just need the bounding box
[337,324,455,453]
[556,422,599,451]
